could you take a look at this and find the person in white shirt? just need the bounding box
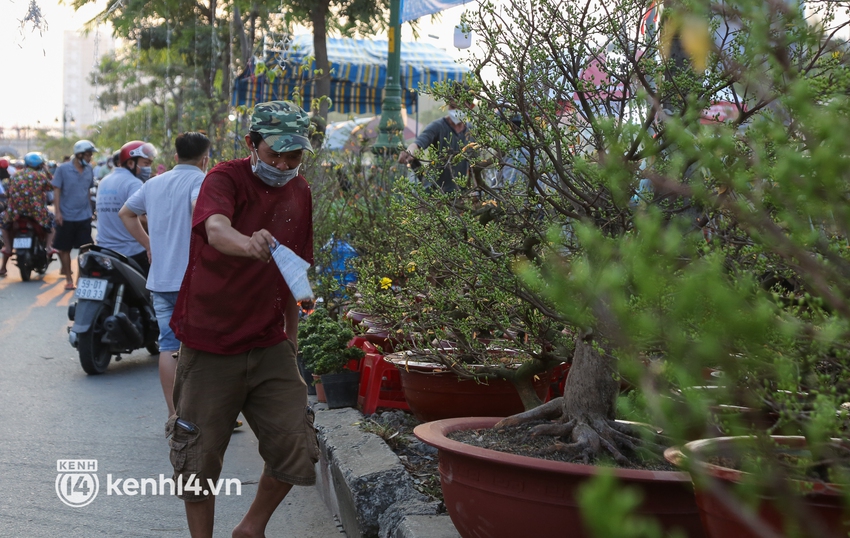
[119,132,209,418]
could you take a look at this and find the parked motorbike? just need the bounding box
[10,216,52,281]
[67,244,159,375]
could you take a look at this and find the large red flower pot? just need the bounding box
[389,358,549,422]
[415,417,706,538]
[665,436,850,538]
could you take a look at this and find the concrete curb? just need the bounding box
[313,405,461,538]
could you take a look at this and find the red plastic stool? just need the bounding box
[348,336,377,354]
[545,362,571,402]
[357,352,409,415]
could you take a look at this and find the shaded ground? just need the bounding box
[361,410,445,507]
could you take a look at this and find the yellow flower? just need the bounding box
[380,277,393,290]
[406,262,417,273]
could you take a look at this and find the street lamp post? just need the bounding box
[373,0,405,151]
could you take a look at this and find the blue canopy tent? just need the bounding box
[231,34,469,114]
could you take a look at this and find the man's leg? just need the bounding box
[152,292,181,418]
[57,250,73,286]
[171,346,246,538]
[0,227,10,274]
[232,475,293,538]
[159,351,177,417]
[160,350,178,416]
[235,342,317,538]
[185,497,216,538]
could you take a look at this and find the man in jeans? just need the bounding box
[52,139,98,290]
[168,101,318,538]
[119,132,210,419]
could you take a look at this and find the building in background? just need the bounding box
[62,29,117,135]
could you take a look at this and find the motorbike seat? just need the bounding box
[12,216,47,240]
[83,244,146,276]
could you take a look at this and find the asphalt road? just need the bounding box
[0,254,343,537]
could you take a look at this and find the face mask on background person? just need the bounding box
[137,166,152,182]
[251,148,299,188]
[447,108,465,124]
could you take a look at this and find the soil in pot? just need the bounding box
[417,417,706,538]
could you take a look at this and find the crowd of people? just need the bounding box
[1,100,325,538]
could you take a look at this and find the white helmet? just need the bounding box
[73,140,99,154]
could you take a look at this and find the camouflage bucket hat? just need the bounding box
[250,101,313,154]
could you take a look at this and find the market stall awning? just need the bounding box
[232,34,469,114]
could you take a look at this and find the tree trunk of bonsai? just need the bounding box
[497,336,643,464]
[562,337,618,422]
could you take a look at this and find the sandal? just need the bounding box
[64,282,76,291]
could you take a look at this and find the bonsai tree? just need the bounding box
[359,0,850,498]
[299,308,365,376]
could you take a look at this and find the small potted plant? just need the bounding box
[299,308,365,409]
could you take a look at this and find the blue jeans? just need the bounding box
[152,291,181,352]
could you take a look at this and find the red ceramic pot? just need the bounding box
[665,436,849,538]
[389,357,549,422]
[415,417,706,538]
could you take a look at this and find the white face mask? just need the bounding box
[447,109,465,124]
[251,148,299,188]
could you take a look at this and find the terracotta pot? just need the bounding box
[665,436,849,538]
[343,309,371,325]
[415,417,706,538]
[312,374,327,403]
[389,357,549,422]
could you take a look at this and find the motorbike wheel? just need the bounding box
[19,265,32,282]
[78,305,113,375]
[146,341,159,356]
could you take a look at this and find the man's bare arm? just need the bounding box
[205,213,273,262]
[119,205,151,257]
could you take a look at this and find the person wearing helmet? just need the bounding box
[1,152,55,277]
[167,101,316,536]
[94,140,157,274]
[52,139,98,290]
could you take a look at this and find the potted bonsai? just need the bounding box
[310,0,850,535]
[299,308,365,409]
[367,0,850,537]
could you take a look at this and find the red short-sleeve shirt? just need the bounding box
[170,158,314,355]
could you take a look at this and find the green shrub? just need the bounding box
[299,309,365,376]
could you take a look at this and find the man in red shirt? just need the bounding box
[168,101,318,538]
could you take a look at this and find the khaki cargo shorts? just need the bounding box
[166,340,319,501]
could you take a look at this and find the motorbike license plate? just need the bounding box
[76,278,109,301]
[12,237,32,249]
